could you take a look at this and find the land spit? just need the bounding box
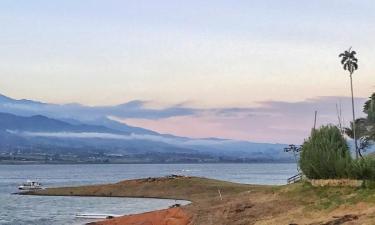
[22,176,375,224]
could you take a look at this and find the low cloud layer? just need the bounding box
[7,130,239,148]
[0,94,369,143]
[7,130,180,144]
[118,96,368,143]
[0,97,197,121]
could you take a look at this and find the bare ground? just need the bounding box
[22,176,375,225]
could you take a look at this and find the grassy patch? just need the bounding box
[279,180,375,212]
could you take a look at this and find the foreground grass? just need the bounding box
[23,177,375,224]
[282,181,375,210]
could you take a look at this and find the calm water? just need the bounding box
[0,163,297,225]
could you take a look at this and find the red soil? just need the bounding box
[89,207,191,225]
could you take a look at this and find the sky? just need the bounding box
[0,0,375,143]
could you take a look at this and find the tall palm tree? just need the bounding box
[339,47,359,158]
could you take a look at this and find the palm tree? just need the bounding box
[339,47,359,158]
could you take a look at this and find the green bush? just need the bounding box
[300,125,352,179]
[350,157,375,180]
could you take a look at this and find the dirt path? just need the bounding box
[88,208,191,225]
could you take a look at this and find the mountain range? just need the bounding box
[0,94,292,163]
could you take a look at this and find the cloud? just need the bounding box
[0,96,198,121]
[7,130,181,144]
[119,96,368,143]
[0,94,369,143]
[7,130,240,148]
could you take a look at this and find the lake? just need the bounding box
[0,163,297,225]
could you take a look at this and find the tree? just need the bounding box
[344,93,375,155]
[361,93,375,142]
[364,93,375,124]
[339,47,359,158]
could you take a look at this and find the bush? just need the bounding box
[300,125,352,179]
[350,157,375,180]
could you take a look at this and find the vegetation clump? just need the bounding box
[345,93,375,156]
[300,125,352,179]
[350,157,375,180]
[299,93,375,181]
[299,122,375,180]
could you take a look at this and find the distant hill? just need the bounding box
[0,94,293,163]
[0,94,158,136]
[0,112,125,134]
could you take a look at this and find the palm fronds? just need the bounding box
[339,48,358,75]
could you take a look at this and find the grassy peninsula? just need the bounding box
[22,176,375,224]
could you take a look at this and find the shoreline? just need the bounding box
[22,176,257,224]
[18,192,191,202]
[22,176,375,224]
[0,161,295,165]
[88,207,191,225]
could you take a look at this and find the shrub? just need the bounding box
[350,157,375,180]
[300,125,352,179]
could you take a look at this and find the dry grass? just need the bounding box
[26,176,256,202]
[23,177,375,224]
[310,179,363,187]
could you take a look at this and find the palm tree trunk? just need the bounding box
[350,73,359,159]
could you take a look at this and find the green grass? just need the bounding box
[280,181,375,212]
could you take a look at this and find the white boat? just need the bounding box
[18,180,43,191]
[75,213,121,219]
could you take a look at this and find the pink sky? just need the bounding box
[1,1,375,143]
[117,96,368,144]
